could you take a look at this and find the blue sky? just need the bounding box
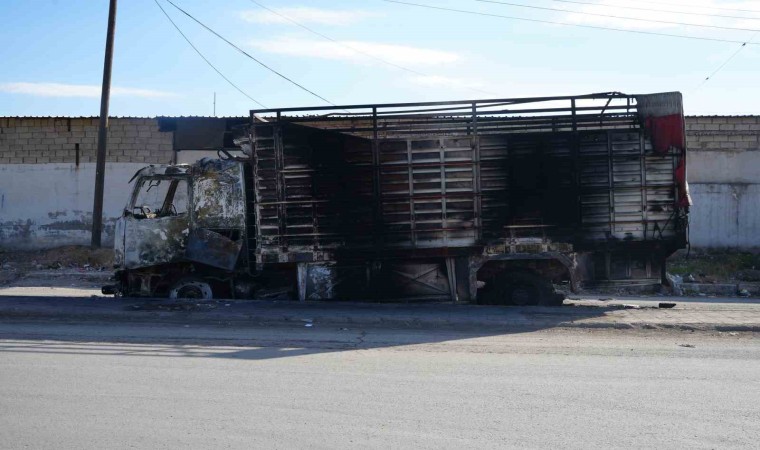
[1,0,759,117]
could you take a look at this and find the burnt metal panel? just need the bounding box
[123,215,189,269]
[185,228,243,271]
[161,117,248,150]
[249,93,687,263]
[191,158,246,230]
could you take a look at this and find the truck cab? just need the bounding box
[109,159,248,299]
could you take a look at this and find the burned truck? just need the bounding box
[106,92,690,305]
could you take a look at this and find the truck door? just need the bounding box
[122,176,191,269]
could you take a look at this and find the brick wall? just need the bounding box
[0,117,173,165]
[685,116,760,152]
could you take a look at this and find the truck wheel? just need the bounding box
[504,272,555,306]
[169,278,213,300]
[546,292,567,307]
[505,283,534,306]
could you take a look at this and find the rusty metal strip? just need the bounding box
[407,139,417,247]
[472,102,482,242]
[439,137,448,246]
[274,122,287,250]
[640,131,648,227]
[372,107,382,249]
[607,130,615,236]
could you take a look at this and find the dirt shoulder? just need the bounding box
[668,249,760,284]
[0,245,112,272]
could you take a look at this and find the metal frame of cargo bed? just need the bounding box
[250,92,641,138]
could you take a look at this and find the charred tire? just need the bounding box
[503,272,559,306]
[169,278,213,300]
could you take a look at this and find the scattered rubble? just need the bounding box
[0,245,112,274]
[0,246,113,292]
[668,250,760,293]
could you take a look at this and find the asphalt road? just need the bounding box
[0,321,758,449]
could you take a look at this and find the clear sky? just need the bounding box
[1,0,758,117]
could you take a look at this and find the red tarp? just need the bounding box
[645,113,685,154]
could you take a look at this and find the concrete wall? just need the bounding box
[685,116,760,249]
[0,118,173,249]
[688,183,760,248]
[0,163,144,248]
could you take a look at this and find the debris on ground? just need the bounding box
[678,344,696,348]
[659,302,677,309]
[0,245,113,273]
[129,302,218,312]
[669,250,760,284]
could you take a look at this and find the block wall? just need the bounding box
[0,117,173,165]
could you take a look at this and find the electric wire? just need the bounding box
[603,0,760,14]
[696,32,759,89]
[153,0,267,108]
[546,0,760,21]
[247,0,497,96]
[163,0,337,106]
[380,0,760,45]
[472,0,760,31]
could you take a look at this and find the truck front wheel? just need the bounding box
[169,278,214,300]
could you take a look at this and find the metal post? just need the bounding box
[91,0,118,248]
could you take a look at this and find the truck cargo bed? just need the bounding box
[247,93,688,265]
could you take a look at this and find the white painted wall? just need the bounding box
[687,151,760,248]
[0,163,144,249]
[688,183,760,249]
[689,151,760,184]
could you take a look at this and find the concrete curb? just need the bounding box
[0,296,758,333]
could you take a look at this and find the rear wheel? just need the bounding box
[506,281,539,306]
[169,278,213,300]
[481,271,564,306]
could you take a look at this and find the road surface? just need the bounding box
[0,320,758,448]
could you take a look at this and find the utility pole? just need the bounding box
[91,0,118,248]
[213,92,216,117]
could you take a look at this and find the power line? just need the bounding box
[380,0,760,46]
[163,0,336,106]
[545,0,760,21]
[696,32,758,89]
[153,0,267,108]
[247,0,497,96]
[610,0,760,14]
[472,0,760,31]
